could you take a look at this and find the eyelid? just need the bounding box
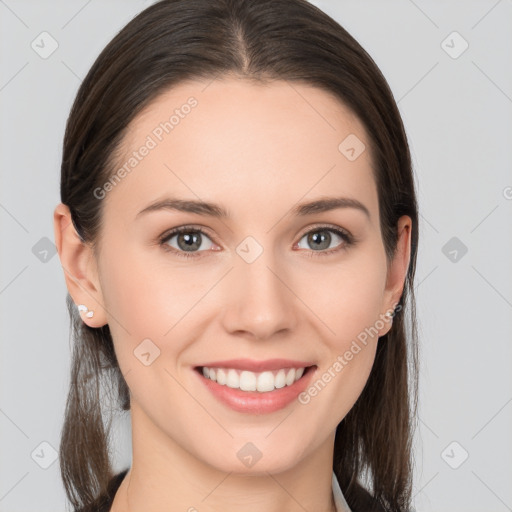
[159,224,218,242]
[296,222,353,240]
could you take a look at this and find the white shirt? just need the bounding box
[332,471,353,512]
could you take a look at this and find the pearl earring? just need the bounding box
[77,304,94,318]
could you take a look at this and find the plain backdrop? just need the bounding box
[1,1,511,511]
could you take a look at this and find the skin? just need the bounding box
[54,77,411,512]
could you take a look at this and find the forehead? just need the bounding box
[104,77,378,226]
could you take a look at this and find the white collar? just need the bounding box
[332,471,352,512]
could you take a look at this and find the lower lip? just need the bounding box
[194,366,317,414]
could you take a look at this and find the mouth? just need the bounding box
[193,363,317,414]
[194,365,315,393]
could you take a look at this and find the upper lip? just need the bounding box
[195,358,315,372]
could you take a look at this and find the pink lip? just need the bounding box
[194,364,317,414]
[195,358,315,372]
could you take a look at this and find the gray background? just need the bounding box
[1,0,511,511]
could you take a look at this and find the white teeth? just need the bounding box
[201,366,308,393]
[226,369,239,388]
[274,369,286,388]
[257,371,275,392]
[216,368,226,385]
[239,371,257,391]
[285,368,296,386]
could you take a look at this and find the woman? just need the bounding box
[53,0,419,510]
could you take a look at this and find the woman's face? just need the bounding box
[77,77,410,474]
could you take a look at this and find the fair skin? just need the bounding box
[54,77,411,512]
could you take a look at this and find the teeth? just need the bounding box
[201,366,307,393]
[226,369,239,388]
[257,371,275,392]
[285,368,295,386]
[275,369,286,389]
[240,371,257,391]
[216,368,226,385]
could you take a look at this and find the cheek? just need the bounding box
[292,247,387,414]
[98,243,216,378]
[98,242,193,333]
[96,245,173,373]
[295,248,388,345]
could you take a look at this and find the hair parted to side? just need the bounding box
[58,1,419,511]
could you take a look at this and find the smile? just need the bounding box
[200,366,306,392]
[194,362,317,414]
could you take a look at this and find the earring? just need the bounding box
[77,304,94,318]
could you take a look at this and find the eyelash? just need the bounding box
[158,224,355,260]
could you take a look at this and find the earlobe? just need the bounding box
[53,203,107,327]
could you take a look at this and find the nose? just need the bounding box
[220,246,299,341]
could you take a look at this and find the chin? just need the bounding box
[198,439,307,476]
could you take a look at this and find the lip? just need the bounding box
[195,358,315,372]
[194,363,317,414]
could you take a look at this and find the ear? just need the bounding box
[53,203,107,328]
[378,215,412,337]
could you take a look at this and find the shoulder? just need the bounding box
[346,480,389,512]
[74,469,129,512]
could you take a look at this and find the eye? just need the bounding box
[295,225,353,256]
[159,226,217,259]
[159,224,354,260]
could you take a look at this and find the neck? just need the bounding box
[110,403,338,512]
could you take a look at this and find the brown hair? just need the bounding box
[58,1,419,510]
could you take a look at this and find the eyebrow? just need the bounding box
[136,196,371,220]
